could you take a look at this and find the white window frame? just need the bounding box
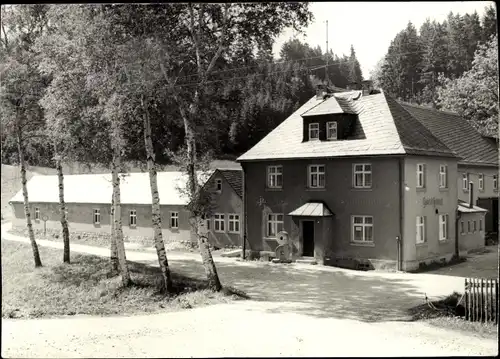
[267,165,283,189]
[416,164,425,188]
[34,207,40,221]
[93,209,101,225]
[460,221,465,235]
[214,213,225,233]
[462,173,469,191]
[228,214,240,234]
[494,175,498,191]
[326,121,338,140]
[308,122,319,140]
[467,220,471,233]
[215,178,223,192]
[266,213,284,238]
[308,164,325,189]
[439,165,448,188]
[353,163,372,188]
[439,214,448,241]
[479,218,483,231]
[473,220,477,233]
[478,173,484,191]
[352,215,374,243]
[170,211,179,229]
[130,209,137,227]
[416,216,426,244]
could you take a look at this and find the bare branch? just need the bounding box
[188,3,202,79]
[204,4,231,81]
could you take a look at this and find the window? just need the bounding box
[416,216,426,244]
[206,218,211,230]
[214,213,225,232]
[308,165,325,188]
[467,220,471,233]
[479,219,483,231]
[170,212,179,229]
[439,214,448,241]
[439,165,448,188]
[228,214,240,233]
[478,174,484,191]
[130,210,137,227]
[93,209,101,225]
[460,221,465,235]
[352,216,373,243]
[462,173,469,191]
[494,175,498,191]
[326,121,337,140]
[267,213,284,237]
[416,164,426,188]
[473,220,477,233]
[353,164,372,188]
[308,123,319,140]
[267,166,283,189]
[215,178,222,192]
[34,207,40,220]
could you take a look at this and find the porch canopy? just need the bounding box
[288,201,333,217]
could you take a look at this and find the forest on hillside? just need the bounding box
[372,5,498,137]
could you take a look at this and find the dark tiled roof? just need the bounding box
[401,103,499,166]
[219,169,242,199]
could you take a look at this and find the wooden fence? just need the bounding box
[464,278,499,324]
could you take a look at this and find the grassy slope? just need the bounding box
[1,240,246,319]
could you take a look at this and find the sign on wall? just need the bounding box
[423,197,444,207]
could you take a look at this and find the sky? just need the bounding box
[272,1,495,79]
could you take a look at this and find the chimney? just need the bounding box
[469,181,474,208]
[316,84,326,100]
[362,80,373,96]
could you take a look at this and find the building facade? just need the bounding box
[238,87,492,271]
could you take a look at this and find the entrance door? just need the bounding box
[302,220,315,257]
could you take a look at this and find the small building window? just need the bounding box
[416,164,425,188]
[460,221,464,235]
[473,220,477,233]
[93,209,101,225]
[308,164,325,188]
[462,173,469,191]
[130,210,137,227]
[439,165,447,188]
[170,212,179,229]
[494,175,498,191]
[215,178,222,192]
[353,164,372,188]
[206,218,211,230]
[479,219,483,231]
[267,165,283,189]
[308,123,319,140]
[228,214,240,233]
[478,174,484,191]
[326,121,337,140]
[439,214,448,241]
[467,220,471,233]
[267,213,284,237]
[34,207,40,221]
[352,216,373,243]
[416,216,426,244]
[214,213,225,232]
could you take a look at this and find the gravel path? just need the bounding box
[2,223,498,357]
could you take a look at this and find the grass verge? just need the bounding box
[407,292,497,339]
[1,240,248,319]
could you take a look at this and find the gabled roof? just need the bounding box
[218,169,242,199]
[9,171,212,205]
[237,91,455,162]
[401,103,499,167]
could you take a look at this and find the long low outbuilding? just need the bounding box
[9,169,243,248]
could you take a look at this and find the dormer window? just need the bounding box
[308,123,319,140]
[215,178,222,192]
[326,121,337,140]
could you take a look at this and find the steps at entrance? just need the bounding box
[295,257,317,265]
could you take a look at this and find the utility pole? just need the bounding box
[325,20,329,85]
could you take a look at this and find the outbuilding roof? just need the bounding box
[401,103,499,167]
[237,91,456,162]
[457,200,489,213]
[9,171,212,206]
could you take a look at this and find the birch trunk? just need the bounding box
[55,152,70,263]
[110,189,118,271]
[111,141,131,286]
[16,128,42,267]
[142,104,173,293]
